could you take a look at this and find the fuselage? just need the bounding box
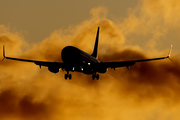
[61,46,100,74]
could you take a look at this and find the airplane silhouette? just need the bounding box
[2,27,172,80]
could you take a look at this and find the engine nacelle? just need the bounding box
[96,67,108,73]
[48,66,60,73]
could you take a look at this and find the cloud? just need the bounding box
[0,3,180,120]
[119,0,180,50]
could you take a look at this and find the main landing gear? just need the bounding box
[65,71,72,80]
[92,73,99,80]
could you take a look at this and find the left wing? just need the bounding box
[2,45,65,68]
[101,45,172,69]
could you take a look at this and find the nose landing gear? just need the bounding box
[65,71,72,80]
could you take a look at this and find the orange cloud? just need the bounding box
[0,3,180,120]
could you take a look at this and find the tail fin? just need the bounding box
[91,27,100,58]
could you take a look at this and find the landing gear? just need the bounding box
[92,73,99,80]
[65,71,72,80]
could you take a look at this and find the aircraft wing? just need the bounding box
[102,45,172,69]
[2,46,64,68]
[101,56,169,68]
[4,56,64,68]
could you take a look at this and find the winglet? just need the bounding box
[167,45,172,58]
[3,45,5,58]
[166,45,173,62]
[2,45,6,62]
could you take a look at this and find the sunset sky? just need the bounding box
[0,0,138,43]
[1,0,180,120]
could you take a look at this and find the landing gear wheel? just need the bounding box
[65,74,68,80]
[92,73,99,80]
[69,74,72,80]
[96,74,99,80]
[64,72,72,80]
[92,74,95,80]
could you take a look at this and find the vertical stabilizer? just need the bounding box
[91,27,100,58]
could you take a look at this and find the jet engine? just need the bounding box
[96,67,108,73]
[48,66,60,73]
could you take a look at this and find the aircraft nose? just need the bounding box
[61,46,79,63]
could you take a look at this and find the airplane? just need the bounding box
[2,27,172,80]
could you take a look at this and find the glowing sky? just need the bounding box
[0,0,138,43]
[1,0,180,120]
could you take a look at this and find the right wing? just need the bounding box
[101,56,169,68]
[101,45,172,69]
